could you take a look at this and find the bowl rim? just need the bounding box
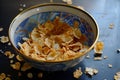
[8,3,99,63]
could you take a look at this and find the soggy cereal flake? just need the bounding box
[0,28,3,32]
[73,28,81,39]
[73,67,82,79]
[0,36,9,43]
[10,62,21,70]
[27,73,33,79]
[21,63,32,71]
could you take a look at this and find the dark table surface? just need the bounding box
[0,0,120,80]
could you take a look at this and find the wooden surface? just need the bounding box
[0,0,120,80]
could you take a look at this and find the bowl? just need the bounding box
[9,3,99,71]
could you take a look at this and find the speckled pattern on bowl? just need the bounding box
[9,3,99,71]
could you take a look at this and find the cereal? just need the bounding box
[108,64,112,68]
[16,55,24,62]
[0,73,6,79]
[0,28,3,32]
[114,72,120,80]
[21,63,32,71]
[109,23,114,29]
[73,67,83,79]
[37,72,43,78]
[85,67,98,76]
[0,36,9,43]
[4,51,15,59]
[19,17,89,61]
[27,73,33,79]
[5,77,11,80]
[10,62,21,70]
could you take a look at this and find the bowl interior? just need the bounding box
[9,4,98,61]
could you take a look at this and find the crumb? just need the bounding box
[21,63,32,71]
[73,67,83,79]
[19,8,23,11]
[27,72,33,79]
[103,56,108,59]
[85,67,98,76]
[108,64,112,68]
[109,23,114,29]
[10,60,14,64]
[4,51,15,59]
[10,62,21,70]
[0,73,6,79]
[4,77,11,80]
[0,36,9,43]
[0,28,3,32]
[8,42,11,46]
[22,4,26,7]
[94,57,102,61]
[86,54,90,59]
[16,55,24,62]
[38,72,43,78]
[114,72,120,80]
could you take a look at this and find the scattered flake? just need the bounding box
[10,60,14,64]
[108,64,112,68]
[10,62,21,70]
[109,23,114,29]
[76,6,84,10]
[0,27,3,32]
[86,54,90,59]
[94,41,104,60]
[0,73,6,79]
[22,4,26,7]
[27,72,33,79]
[4,51,15,59]
[85,67,98,76]
[21,63,32,71]
[0,36,9,43]
[5,77,11,80]
[117,49,120,53]
[19,8,23,11]
[94,57,102,61]
[103,56,108,59]
[94,41,104,53]
[114,72,120,80]
[16,55,24,62]
[38,72,43,78]
[73,67,83,79]
[8,42,11,46]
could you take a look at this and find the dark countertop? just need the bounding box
[0,0,120,80]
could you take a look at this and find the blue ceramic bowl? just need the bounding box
[9,3,99,71]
